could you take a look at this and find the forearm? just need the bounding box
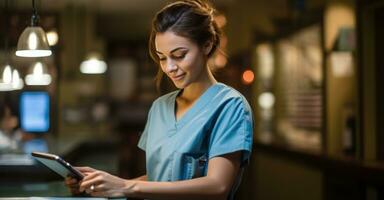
[127,176,229,200]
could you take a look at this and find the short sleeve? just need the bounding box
[138,105,153,151]
[208,98,253,165]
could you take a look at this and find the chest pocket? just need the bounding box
[172,152,208,180]
[184,154,208,179]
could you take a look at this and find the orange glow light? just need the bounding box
[242,69,254,84]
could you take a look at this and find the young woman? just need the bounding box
[65,0,253,199]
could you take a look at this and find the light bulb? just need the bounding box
[3,65,12,84]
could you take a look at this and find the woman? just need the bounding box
[65,0,253,199]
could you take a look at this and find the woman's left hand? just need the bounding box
[79,170,134,197]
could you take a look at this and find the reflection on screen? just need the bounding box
[20,91,50,133]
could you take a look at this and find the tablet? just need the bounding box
[31,151,84,180]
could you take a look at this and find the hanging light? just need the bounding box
[12,69,24,90]
[3,65,12,84]
[80,53,107,74]
[0,64,23,91]
[258,92,275,110]
[15,0,51,57]
[46,30,59,46]
[0,65,13,91]
[25,62,52,85]
[1,0,23,91]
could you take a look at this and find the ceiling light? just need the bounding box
[12,69,24,90]
[0,64,23,91]
[25,62,52,86]
[46,30,59,46]
[80,53,107,74]
[15,0,52,57]
[258,92,275,110]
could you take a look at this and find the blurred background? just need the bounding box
[0,0,383,199]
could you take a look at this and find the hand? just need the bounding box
[64,166,97,195]
[64,176,81,195]
[79,170,134,197]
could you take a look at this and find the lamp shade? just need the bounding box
[0,64,23,91]
[25,62,52,86]
[0,65,13,91]
[80,58,107,74]
[80,52,108,74]
[16,27,52,57]
[12,69,24,90]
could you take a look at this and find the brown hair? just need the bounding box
[148,0,222,91]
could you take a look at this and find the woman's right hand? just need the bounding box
[64,166,97,195]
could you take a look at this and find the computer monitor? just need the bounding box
[20,91,50,133]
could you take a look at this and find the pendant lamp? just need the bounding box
[0,65,13,91]
[25,62,51,86]
[15,0,51,57]
[0,0,23,91]
[80,52,107,74]
[0,64,23,91]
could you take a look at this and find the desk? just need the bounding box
[0,154,61,183]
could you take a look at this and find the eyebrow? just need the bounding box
[156,47,188,55]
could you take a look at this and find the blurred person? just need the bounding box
[0,101,22,152]
[65,0,253,199]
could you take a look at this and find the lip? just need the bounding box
[171,74,185,81]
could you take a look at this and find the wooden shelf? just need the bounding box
[254,141,384,187]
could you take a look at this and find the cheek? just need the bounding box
[181,56,198,71]
[185,55,205,74]
[159,62,167,72]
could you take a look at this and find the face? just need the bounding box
[155,31,209,89]
[1,107,17,133]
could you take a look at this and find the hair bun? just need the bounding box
[181,0,216,16]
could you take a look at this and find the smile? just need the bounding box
[171,74,185,81]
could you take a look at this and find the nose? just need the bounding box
[165,59,178,74]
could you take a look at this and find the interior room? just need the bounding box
[0,0,383,199]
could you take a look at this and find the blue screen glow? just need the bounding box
[20,91,50,133]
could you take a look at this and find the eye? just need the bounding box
[172,53,186,60]
[158,56,166,61]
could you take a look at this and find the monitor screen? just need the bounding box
[20,91,50,133]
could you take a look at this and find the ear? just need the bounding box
[203,41,213,56]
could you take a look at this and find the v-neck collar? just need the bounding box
[170,83,222,129]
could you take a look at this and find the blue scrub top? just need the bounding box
[138,83,253,182]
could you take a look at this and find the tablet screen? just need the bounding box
[32,152,83,180]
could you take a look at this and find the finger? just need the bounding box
[65,177,78,185]
[67,182,81,194]
[83,172,93,176]
[79,174,101,192]
[76,166,96,173]
[82,171,100,182]
[84,184,99,195]
[80,179,101,192]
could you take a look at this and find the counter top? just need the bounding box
[0,154,61,183]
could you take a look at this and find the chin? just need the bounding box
[173,83,186,89]
[173,80,189,89]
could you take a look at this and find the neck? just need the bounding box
[180,68,217,102]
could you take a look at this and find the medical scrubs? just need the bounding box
[138,83,253,182]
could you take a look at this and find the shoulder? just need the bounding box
[212,83,252,112]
